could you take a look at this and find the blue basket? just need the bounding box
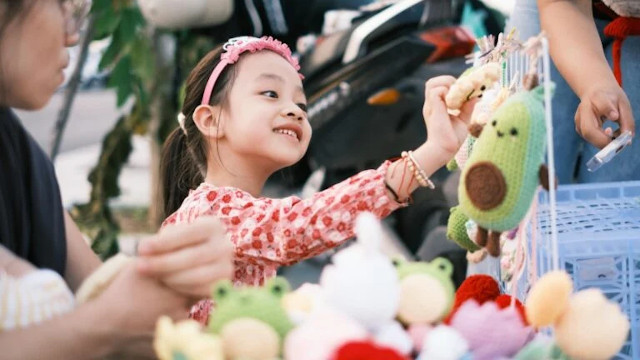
[531,181,640,359]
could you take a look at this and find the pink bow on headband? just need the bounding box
[201,36,303,105]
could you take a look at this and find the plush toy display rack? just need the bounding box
[492,36,640,360]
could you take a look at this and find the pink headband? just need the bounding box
[200,36,303,105]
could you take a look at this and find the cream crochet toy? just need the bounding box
[445,62,501,114]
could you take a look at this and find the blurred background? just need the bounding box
[20,0,514,288]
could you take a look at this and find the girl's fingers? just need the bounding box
[424,75,456,96]
[457,97,479,125]
[162,261,234,298]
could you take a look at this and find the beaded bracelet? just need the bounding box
[401,150,435,189]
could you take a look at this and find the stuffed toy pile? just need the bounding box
[148,213,629,360]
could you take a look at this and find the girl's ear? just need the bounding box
[193,104,224,139]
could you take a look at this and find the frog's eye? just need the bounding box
[267,277,290,298]
[510,128,518,136]
[391,258,402,267]
[491,120,497,127]
[212,280,234,301]
[432,258,453,277]
[272,284,283,295]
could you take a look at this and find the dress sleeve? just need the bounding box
[200,161,407,266]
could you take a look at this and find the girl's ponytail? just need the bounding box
[160,127,204,218]
[159,44,237,218]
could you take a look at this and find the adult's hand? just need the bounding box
[136,217,234,298]
[93,263,191,359]
[575,82,635,149]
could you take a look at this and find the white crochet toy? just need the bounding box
[319,212,412,355]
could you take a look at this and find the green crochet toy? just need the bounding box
[209,277,293,360]
[446,206,480,252]
[458,84,553,257]
[393,257,455,325]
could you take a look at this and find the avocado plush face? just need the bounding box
[208,277,294,340]
[458,86,547,232]
[393,258,456,324]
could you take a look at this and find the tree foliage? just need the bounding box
[71,0,223,259]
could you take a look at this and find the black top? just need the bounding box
[0,107,66,275]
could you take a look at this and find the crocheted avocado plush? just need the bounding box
[457,85,551,257]
[208,277,293,358]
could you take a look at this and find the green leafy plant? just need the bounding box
[71,1,219,259]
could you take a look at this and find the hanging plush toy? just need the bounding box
[446,206,480,252]
[457,83,552,257]
[208,277,294,360]
[445,62,501,116]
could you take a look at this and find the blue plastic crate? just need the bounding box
[531,181,640,360]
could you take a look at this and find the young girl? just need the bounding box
[160,36,474,321]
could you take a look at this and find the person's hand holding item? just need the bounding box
[137,217,235,298]
[90,263,191,359]
[575,80,635,148]
[422,76,476,167]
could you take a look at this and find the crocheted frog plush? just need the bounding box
[208,277,294,360]
[393,257,455,325]
[458,85,552,257]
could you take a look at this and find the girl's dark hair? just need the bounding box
[160,46,238,218]
[0,0,36,104]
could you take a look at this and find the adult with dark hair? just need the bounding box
[0,1,233,358]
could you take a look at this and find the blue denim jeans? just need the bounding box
[505,0,640,183]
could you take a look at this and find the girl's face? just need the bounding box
[219,51,311,172]
[0,0,80,110]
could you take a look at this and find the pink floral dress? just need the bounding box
[162,161,406,323]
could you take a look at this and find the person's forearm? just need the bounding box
[385,141,451,200]
[64,212,101,291]
[0,301,121,359]
[538,0,618,97]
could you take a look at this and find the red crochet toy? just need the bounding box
[495,294,528,326]
[331,340,409,360]
[444,274,500,323]
[443,274,528,325]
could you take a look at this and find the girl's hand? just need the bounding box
[575,82,635,149]
[136,217,234,298]
[422,76,477,163]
